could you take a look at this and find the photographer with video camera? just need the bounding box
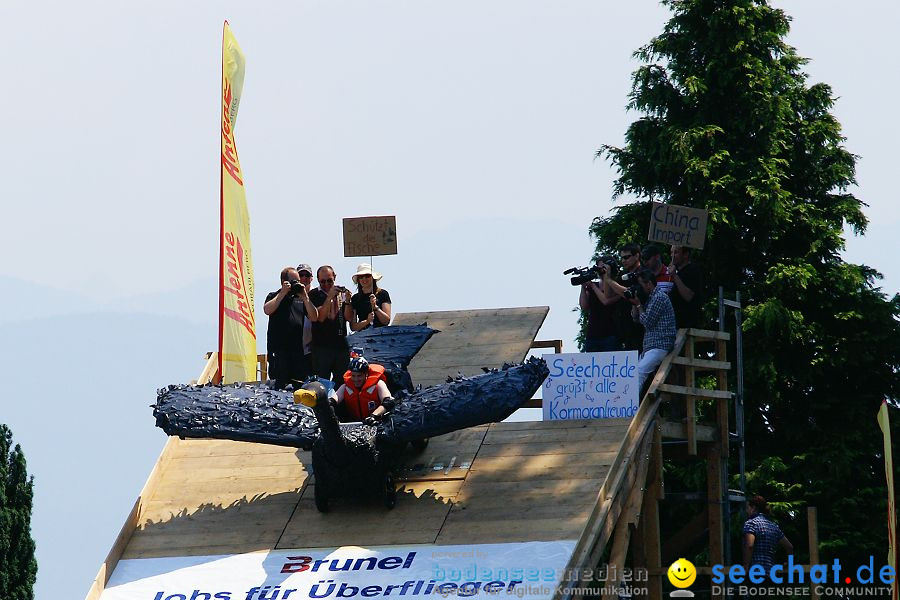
[264,266,320,388]
[574,256,623,352]
[629,268,676,393]
[597,243,644,352]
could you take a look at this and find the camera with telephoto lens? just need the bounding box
[289,279,305,295]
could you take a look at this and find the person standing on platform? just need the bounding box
[263,266,319,388]
[580,256,623,352]
[641,244,674,294]
[599,243,644,352]
[346,263,392,332]
[296,263,316,373]
[667,245,704,329]
[309,265,352,387]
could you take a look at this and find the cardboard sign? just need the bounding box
[542,351,640,421]
[647,202,708,249]
[343,216,398,257]
[99,541,577,600]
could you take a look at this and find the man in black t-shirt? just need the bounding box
[263,266,319,388]
[667,245,703,329]
[309,265,352,387]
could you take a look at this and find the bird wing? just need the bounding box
[379,357,549,443]
[153,383,321,450]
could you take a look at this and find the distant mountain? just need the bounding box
[105,277,218,326]
[0,275,102,324]
[0,311,211,599]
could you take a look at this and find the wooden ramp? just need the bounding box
[87,418,632,593]
[88,316,729,600]
[392,307,549,388]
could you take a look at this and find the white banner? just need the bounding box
[100,541,576,600]
[542,351,640,421]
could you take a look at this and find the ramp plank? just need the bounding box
[392,307,548,388]
[277,480,461,548]
[115,418,631,561]
[436,420,626,545]
[396,426,488,482]
[119,439,308,559]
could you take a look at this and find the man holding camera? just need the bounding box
[630,268,676,393]
[309,265,353,387]
[264,266,319,388]
[580,256,623,352]
[597,243,644,352]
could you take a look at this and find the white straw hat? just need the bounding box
[351,263,383,284]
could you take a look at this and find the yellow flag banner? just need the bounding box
[218,21,256,383]
[878,401,898,600]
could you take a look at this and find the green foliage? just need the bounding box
[592,0,900,564]
[0,424,37,600]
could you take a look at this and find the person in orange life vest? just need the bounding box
[334,356,395,424]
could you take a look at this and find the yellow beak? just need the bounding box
[293,389,317,407]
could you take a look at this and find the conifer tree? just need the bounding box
[0,424,37,600]
[593,0,900,562]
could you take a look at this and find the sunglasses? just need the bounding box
[358,274,373,279]
[319,278,335,284]
[298,273,312,278]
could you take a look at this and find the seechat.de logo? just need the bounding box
[667,558,696,598]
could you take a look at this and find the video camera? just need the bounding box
[564,258,619,286]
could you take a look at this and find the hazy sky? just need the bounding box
[1,1,897,598]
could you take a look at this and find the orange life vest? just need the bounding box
[341,363,387,421]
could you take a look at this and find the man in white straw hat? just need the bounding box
[345,263,392,331]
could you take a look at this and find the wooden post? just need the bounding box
[257,353,268,381]
[808,507,820,600]
[715,339,730,457]
[197,352,219,385]
[604,518,634,599]
[685,337,697,456]
[643,428,663,600]
[653,425,664,501]
[707,443,724,599]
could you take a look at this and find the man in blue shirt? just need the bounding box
[630,269,676,392]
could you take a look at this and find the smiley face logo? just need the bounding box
[667,558,696,588]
